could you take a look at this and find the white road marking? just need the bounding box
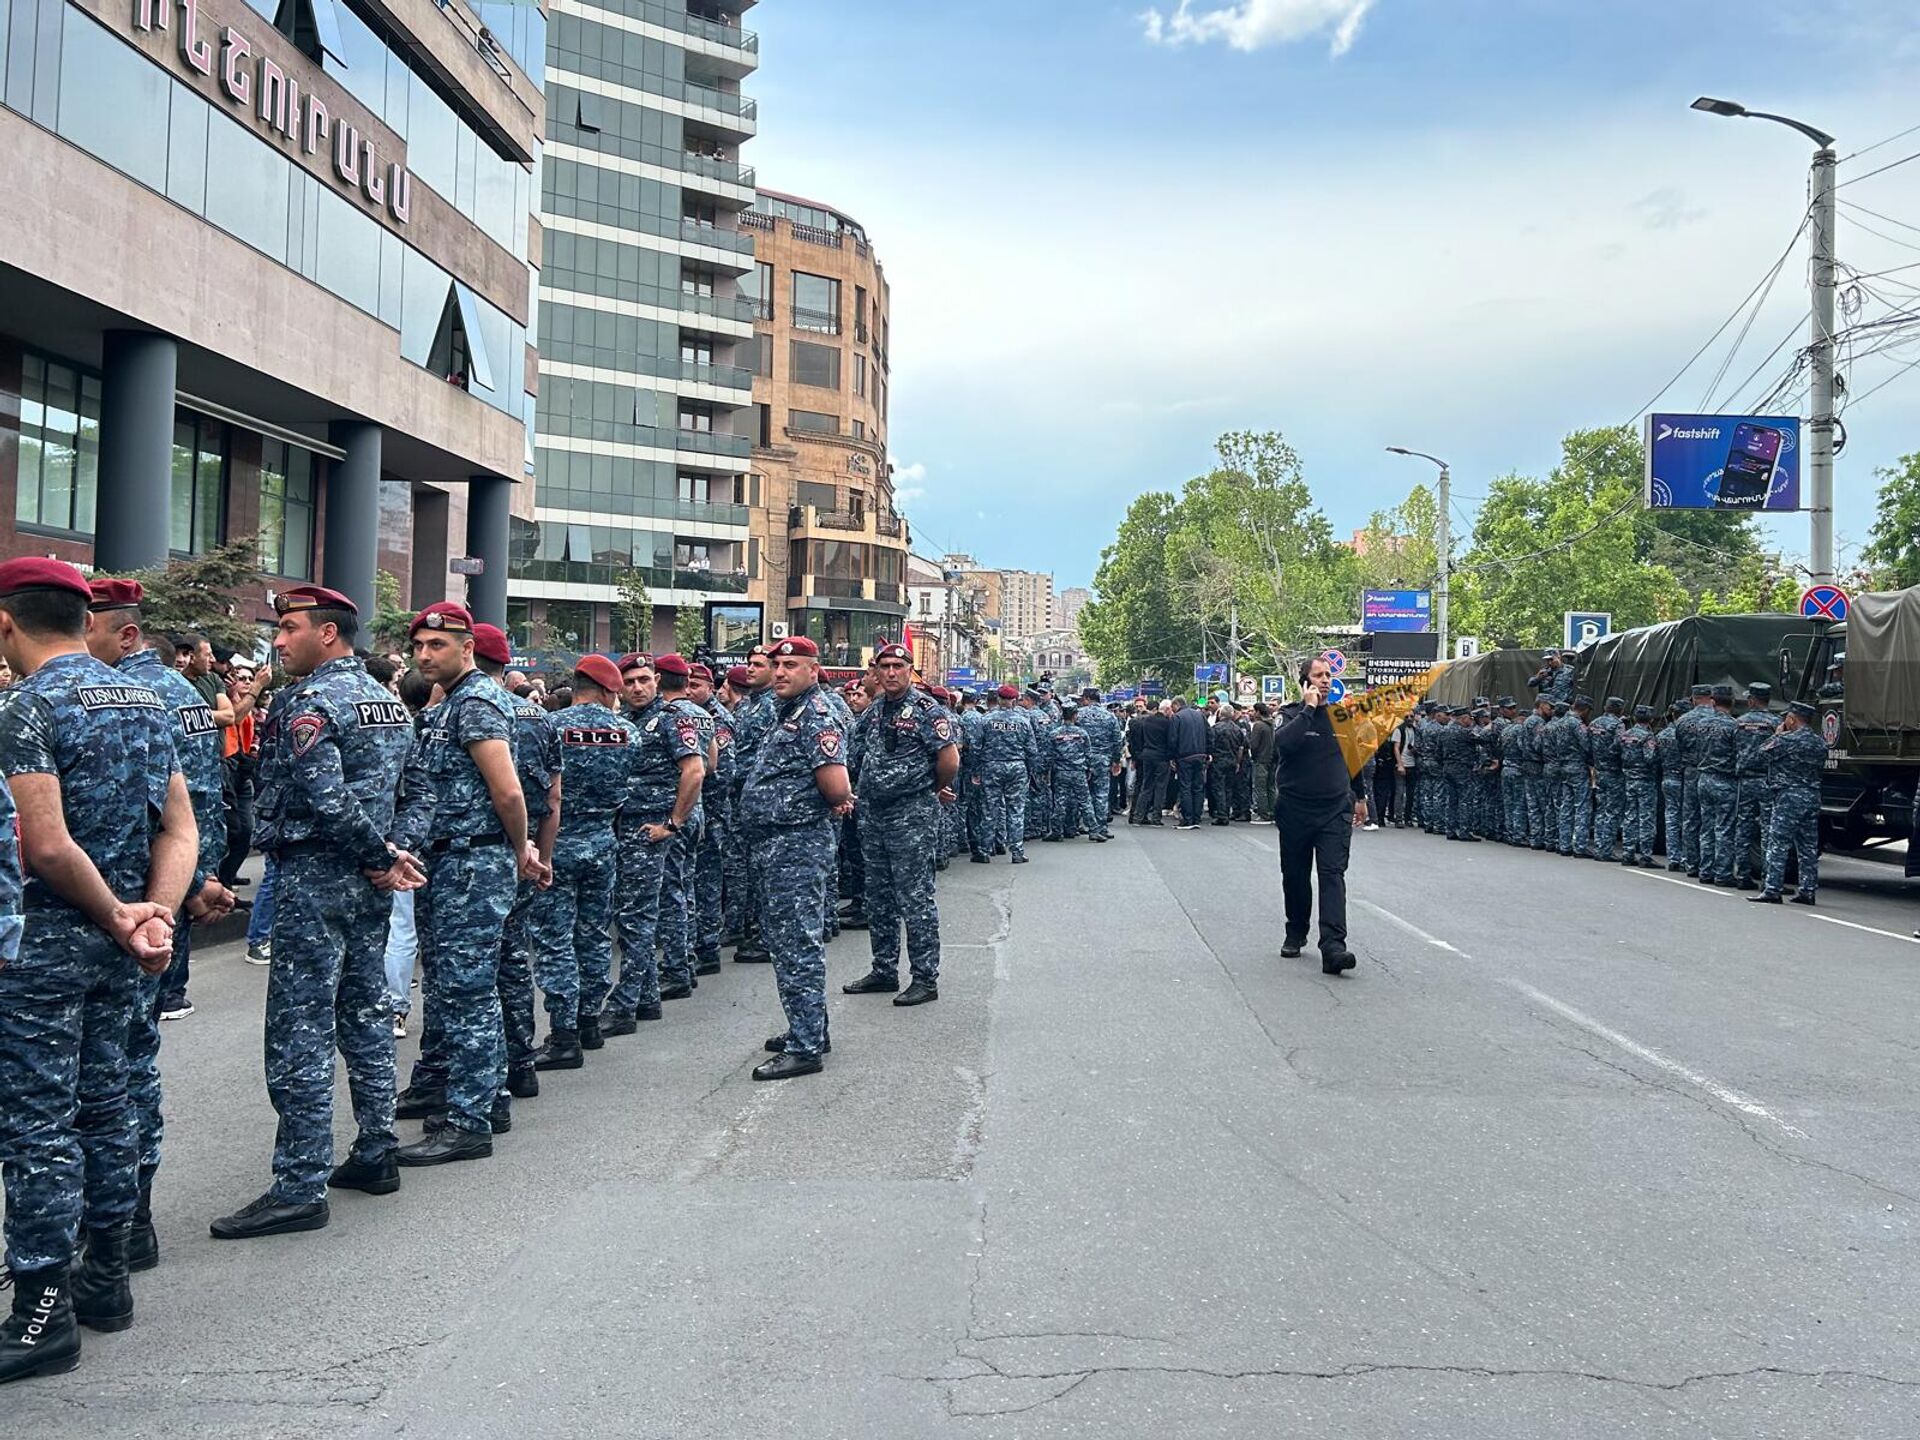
[1802,911,1920,945]
[1623,867,1920,944]
[1353,897,1469,956]
[1622,867,1734,898]
[1501,979,1807,1139]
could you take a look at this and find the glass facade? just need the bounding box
[14,353,100,535]
[170,415,228,556]
[510,516,747,591]
[259,440,316,580]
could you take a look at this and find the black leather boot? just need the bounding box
[533,1029,584,1070]
[578,1015,604,1050]
[393,1085,447,1120]
[0,1266,79,1383]
[70,1225,133,1333]
[506,1067,539,1099]
[128,1178,158,1273]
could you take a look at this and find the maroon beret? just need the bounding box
[0,557,94,601]
[617,652,651,674]
[725,665,751,687]
[87,577,145,612]
[930,685,951,701]
[275,584,357,615]
[687,662,713,683]
[769,636,819,658]
[747,644,772,659]
[409,601,473,637]
[874,641,911,663]
[471,623,512,665]
[654,653,692,677]
[574,655,623,693]
[996,684,1019,700]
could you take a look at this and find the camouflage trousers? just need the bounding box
[1552,769,1586,852]
[1623,778,1660,858]
[723,790,759,944]
[984,763,1030,859]
[1734,777,1773,882]
[1051,769,1093,837]
[414,844,516,1137]
[661,823,701,989]
[267,853,398,1203]
[1680,773,1702,871]
[695,809,728,962]
[528,824,617,1032]
[1591,773,1625,858]
[1502,772,1529,842]
[1475,773,1501,838]
[607,820,671,1014]
[1025,767,1051,840]
[1661,779,1684,859]
[1528,774,1556,846]
[498,878,539,1077]
[1086,767,1115,837]
[1443,773,1472,838]
[857,793,943,985]
[0,926,138,1272]
[1697,773,1739,883]
[1764,788,1819,897]
[965,771,990,855]
[750,819,835,1057]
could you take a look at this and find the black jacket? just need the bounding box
[1129,710,1169,762]
[1168,707,1209,761]
[1271,702,1366,814]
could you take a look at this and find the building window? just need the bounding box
[855,286,868,343]
[755,403,773,447]
[792,272,840,334]
[681,267,715,298]
[853,353,867,398]
[14,354,101,536]
[851,420,866,440]
[170,415,228,556]
[751,334,773,378]
[259,440,316,580]
[789,409,838,435]
[678,472,710,504]
[681,337,714,367]
[789,340,841,391]
[749,261,774,319]
[678,404,714,433]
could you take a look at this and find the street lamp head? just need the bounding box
[1385,446,1411,455]
[1692,96,1747,118]
[1690,96,1835,147]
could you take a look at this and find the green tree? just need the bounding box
[614,569,653,653]
[1862,452,1920,589]
[1354,482,1440,591]
[1079,491,1197,685]
[673,603,704,658]
[105,535,263,658]
[368,570,413,653]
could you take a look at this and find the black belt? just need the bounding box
[427,831,509,855]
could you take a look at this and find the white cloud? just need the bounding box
[1141,0,1376,55]
[894,461,928,484]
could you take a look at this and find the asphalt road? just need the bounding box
[8,819,1920,1438]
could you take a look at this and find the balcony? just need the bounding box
[680,219,756,255]
[683,82,758,137]
[682,151,756,190]
[673,428,752,459]
[790,307,841,336]
[672,290,759,326]
[788,505,912,548]
[515,559,749,593]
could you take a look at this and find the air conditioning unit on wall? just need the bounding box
[768,621,791,639]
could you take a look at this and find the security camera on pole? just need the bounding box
[1691,97,1837,583]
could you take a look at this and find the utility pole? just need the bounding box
[1435,463,1452,660]
[1809,143,1838,583]
[1228,596,1239,701]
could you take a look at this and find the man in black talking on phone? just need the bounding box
[1271,655,1367,975]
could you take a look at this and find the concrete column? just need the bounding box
[464,474,511,626]
[324,422,382,619]
[94,331,178,573]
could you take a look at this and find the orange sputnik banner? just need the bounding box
[1323,666,1447,779]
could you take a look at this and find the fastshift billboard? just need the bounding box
[1361,589,1432,633]
[1644,414,1801,512]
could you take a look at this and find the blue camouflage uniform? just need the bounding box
[1655,716,1684,864]
[725,684,777,948]
[821,687,858,937]
[979,705,1040,860]
[1021,701,1051,840]
[527,701,635,1035]
[117,648,223,1218]
[411,669,518,1137]
[1047,718,1092,837]
[257,657,420,1199]
[694,696,735,968]
[853,689,957,986]
[606,695,706,1014]
[1672,696,1713,874]
[1076,701,1123,839]
[661,695,713,987]
[1471,711,1499,838]
[1519,709,1551,846]
[1585,705,1625,859]
[500,692,561,1086]
[0,653,175,1274]
[1498,711,1529,843]
[1543,707,1587,854]
[737,683,847,1058]
[1733,697,1780,886]
[1438,715,1473,839]
[1760,722,1827,900]
[959,705,989,857]
[1695,701,1740,884]
[1618,714,1659,863]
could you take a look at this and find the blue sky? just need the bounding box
[747,0,1920,590]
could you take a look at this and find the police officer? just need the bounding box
[651,655,714,994]
[1077,687,1123,838]
[1019,690,1052,841]
[687,662,734,974]
[1517,698,1550,847]
[1471,703,1500,840]
[1439,707,1475,841]
[1541,700,1578,853]
[1046,702,1094,840]
[1656,702,1685,867]
[978,684,1040,862]
[601,654,705,1030]
[474,623,559,1122]
[0,558,193,1380]
[961,688,994,853]
[740,637,853,1079]
[82,579,233,1273]
[1497,698,1528,844]
[396,603,539,1166]
[211,585,424,1235]
[1618,704,1660,866]
[842,642,958,1006]
[1749,701,1827,905]
[1586,697,1627,860]
[1732,683,1779,890]
[1673,683,1715,876]
[1695,685,1740,887]
[528,656,635,1070]
[726,649,778,963]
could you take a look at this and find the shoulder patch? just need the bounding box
[289,713,326,758]
[77,683,164,711]
[356,699,411,728]
[819,730,841,758]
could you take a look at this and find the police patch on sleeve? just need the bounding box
[819,730,841,758]
[933,716,954,741]
[289,714,326,757]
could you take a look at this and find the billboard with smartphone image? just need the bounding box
[1644,413,1801,512]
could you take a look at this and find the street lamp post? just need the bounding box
[1387,446,1452,660]
[1691,97,1837,583]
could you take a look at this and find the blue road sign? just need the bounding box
[1325,677,1347,704]
[1799,584,1850,622]
[1564,612,1612,650]
[1260,675,1286,700]
[1194,663,1227,685]
[1644,413,1801,512]
[1140,678,1165,696]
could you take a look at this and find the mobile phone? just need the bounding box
[1714,422,1784,509]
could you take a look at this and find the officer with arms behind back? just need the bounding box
[0,558,194,1384]
[212,585,427,1241]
